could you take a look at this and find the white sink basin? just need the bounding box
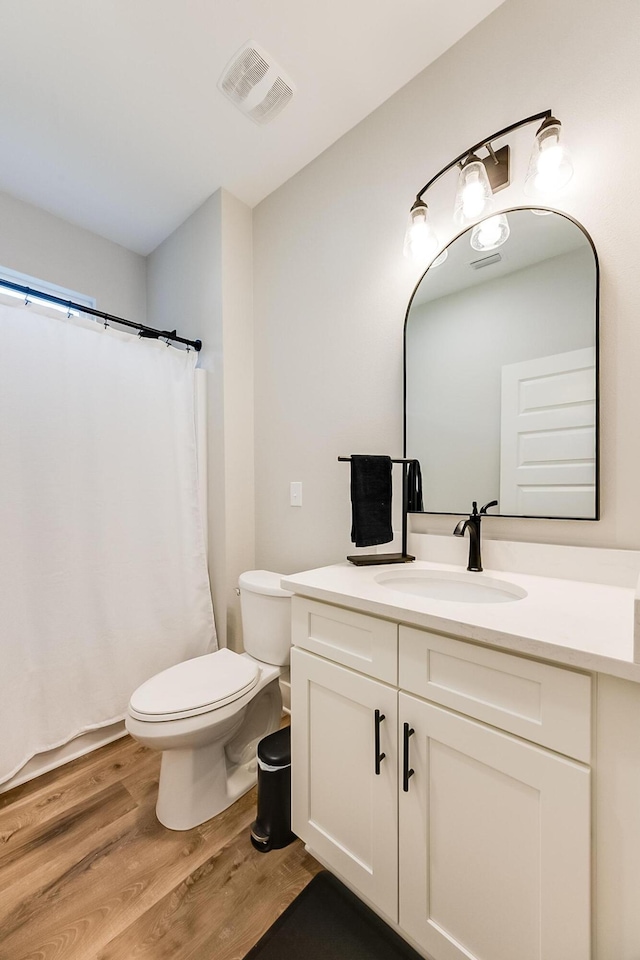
[374,569,527,604]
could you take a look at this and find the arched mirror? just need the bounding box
[404,207,599,519]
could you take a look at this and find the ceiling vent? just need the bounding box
[470,253,503,270]
[218,41,295,125]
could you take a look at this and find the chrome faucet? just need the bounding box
[453,500,498,572]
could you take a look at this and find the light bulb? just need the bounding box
[470,214,510,252]
[454,155,493,226]
[403,201,439,262]
[430,249,448,268]
[524,118,573,197]
[534,135,572,192]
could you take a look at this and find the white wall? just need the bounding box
[220,190,255,648]
[147,189,254,650]
[0,190,146,321]
[253,0,640,574]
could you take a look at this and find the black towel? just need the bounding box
[350,455,393,548]
[406,459,423,512]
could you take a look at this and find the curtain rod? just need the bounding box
[0,279,202,352]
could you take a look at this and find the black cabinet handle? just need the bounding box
[374,709,386,775]
[403,722,415,792]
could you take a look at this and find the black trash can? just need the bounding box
[250,726,295,852]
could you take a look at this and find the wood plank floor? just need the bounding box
[0,733,321,960]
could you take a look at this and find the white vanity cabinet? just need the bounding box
[398,693,590,960]
[290,596,592,960]
[290,596,399,916]
[291,648,399,917]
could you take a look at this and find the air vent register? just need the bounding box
[218,41,295,125]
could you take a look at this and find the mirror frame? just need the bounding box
[403,206,600,520]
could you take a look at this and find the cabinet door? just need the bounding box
[398,693,590,960]
[291,647,398,921]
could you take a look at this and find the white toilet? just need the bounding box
[125,570,293,830]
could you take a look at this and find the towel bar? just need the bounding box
[338,456,416,566]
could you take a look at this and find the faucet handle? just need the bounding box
[479,500,498,515]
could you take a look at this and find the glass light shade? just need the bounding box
[403,201,439,262]
[524,120,573,196]
[454,155,493,226]
[470,214,510,252]
[430,248,448,267]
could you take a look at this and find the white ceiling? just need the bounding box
[0,0,505,255]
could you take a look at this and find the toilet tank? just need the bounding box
[238,570,293,666]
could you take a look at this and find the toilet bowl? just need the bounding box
[125,570,293,831]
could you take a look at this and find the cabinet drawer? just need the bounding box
[292,597,397,683]
[399,625,591,762]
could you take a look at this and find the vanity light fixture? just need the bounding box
[403,110,573,263]
[402,199,440,261]
[524,116,574,196]
[453,154,494,226]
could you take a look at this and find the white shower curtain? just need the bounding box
[0,299,216,785]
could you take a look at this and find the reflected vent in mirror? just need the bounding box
[218,41,295,125]
[470,253,503,270]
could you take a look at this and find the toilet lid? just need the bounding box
[238,569,293,598]
[128,648,260,722]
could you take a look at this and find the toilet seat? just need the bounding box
[128,648,260,722]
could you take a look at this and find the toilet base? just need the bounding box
[150,675,282,830]
[156,740,259,830]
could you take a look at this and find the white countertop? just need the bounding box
[282,556,640,683]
